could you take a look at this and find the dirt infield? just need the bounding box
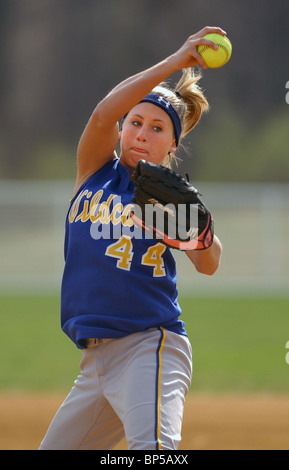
[1,393,289,450]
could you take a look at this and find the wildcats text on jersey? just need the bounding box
[68,189,133,227]
[68,188,147,240]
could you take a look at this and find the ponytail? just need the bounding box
[151,68,209,167]
[175,68,209,138]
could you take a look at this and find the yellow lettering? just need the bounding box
[89,190,104,223]
[105,236,133,270]
[69,190,88,223]
[121,204,134,227]
[141,244,166,277]
[70,189,134,230]
[76,191,93,222]
[99,194,115,224]
[111,202,123,225]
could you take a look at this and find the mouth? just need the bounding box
[131,147,148,155]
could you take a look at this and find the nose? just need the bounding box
[136,126,148,142]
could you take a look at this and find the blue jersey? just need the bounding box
[61,158,186,348]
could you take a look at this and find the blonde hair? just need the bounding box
[152,68,209,168]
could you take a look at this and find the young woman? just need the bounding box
[40,26,223,451]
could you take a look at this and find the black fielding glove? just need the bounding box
[131,160,214,251]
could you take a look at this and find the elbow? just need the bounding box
[93,95,119,127]
[195,260,220,276]
[195,243,222,276]
[204,264,220,276]
[90,100,109,128]
[91,103,105,125]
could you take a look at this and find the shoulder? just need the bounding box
[73,154,118,197]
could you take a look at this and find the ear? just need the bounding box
[169,140,177,154]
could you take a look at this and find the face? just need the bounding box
[119,102,177,171]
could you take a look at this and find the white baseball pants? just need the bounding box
[39,328,192,450]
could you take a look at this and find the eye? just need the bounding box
[132,120,141,127]
[153,126,163,132]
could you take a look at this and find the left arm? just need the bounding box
[186,235,222,275]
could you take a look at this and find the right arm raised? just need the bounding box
[75,57,178,194]
[74,26,226,195]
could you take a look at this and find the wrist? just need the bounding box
[165,53,183,74]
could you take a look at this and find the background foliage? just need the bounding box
[0,0,289,181]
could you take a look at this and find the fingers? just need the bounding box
[192,49,208,70]
[198,26,227,37]
[184,37,216,70]
[173,26,228,70]
[188,26,228,69]
[197,37,219,49]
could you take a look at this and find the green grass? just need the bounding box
[0,295,289,393]
[0,295,80,392]
[180,297,289,393]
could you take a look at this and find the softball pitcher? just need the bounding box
[39,26,223,451]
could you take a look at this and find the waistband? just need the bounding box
[81,338,114,348]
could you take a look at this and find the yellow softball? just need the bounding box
[198,33,232,68]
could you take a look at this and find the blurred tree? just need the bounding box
[0,0,288,181]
